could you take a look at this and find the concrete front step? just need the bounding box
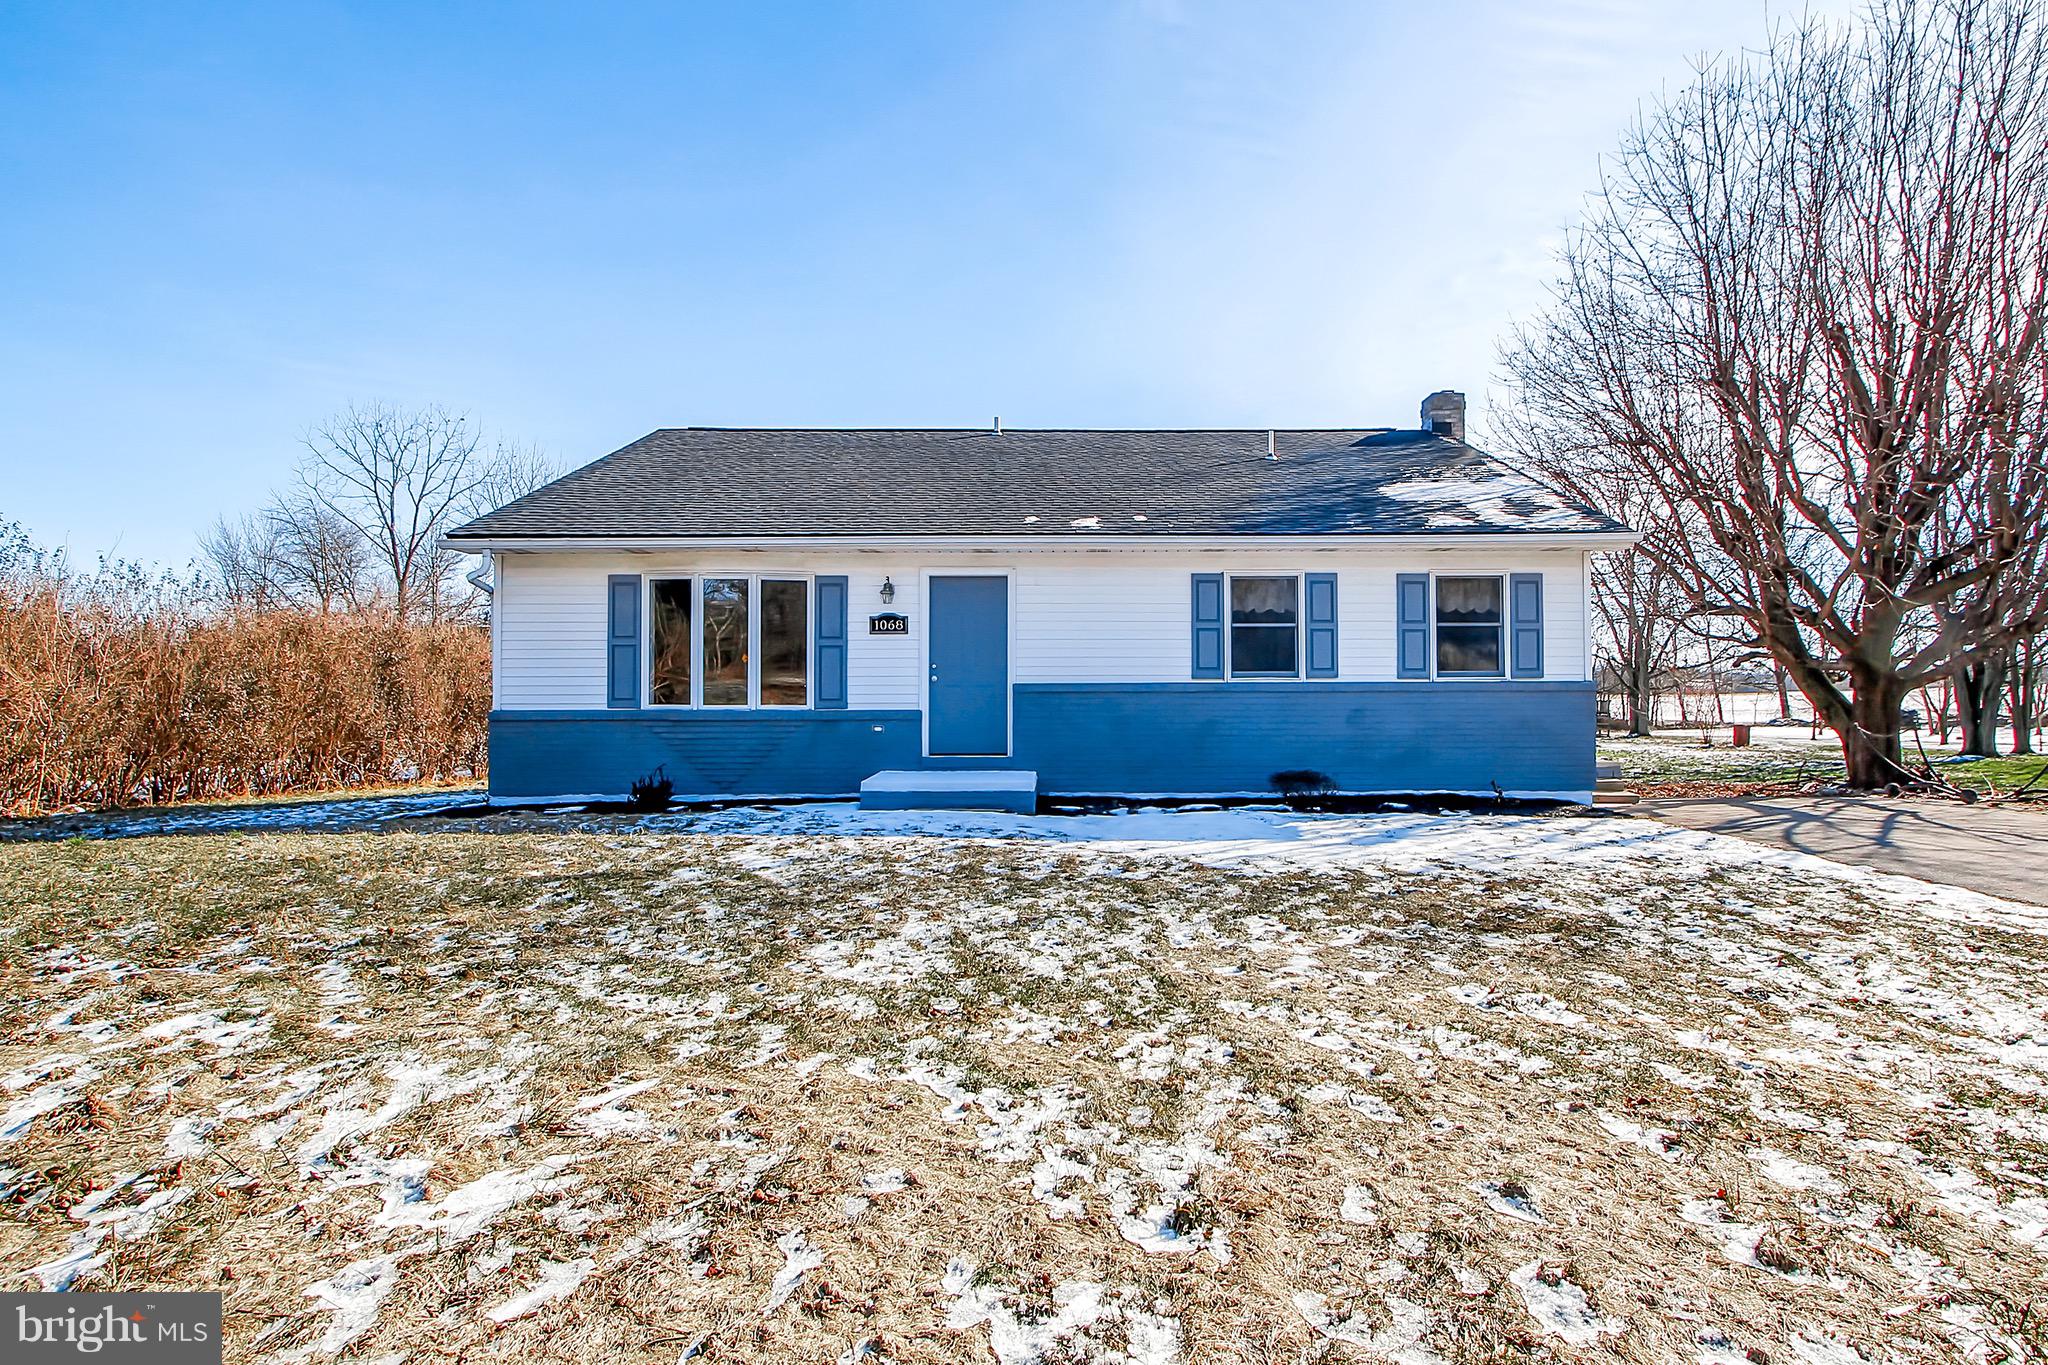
[1592,789,1641,807]
[1595,776,1633,792]
[859,769,1038,815]
[1595,759,1623,781]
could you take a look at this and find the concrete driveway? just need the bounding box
[1641,795,2047,906]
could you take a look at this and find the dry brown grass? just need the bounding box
[1,823,2044,1363]
[0,570,488,813]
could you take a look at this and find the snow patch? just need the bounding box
[485,1256,595,1323]
[1339,1184,1378,1225]
[1,1069,101,1143]
[299,1253,405,1357]
[1596,1111,1683,1160]
[942,1256,1181,1365]
[1472,1180,1544,1224]
[1292,1292,1445,1364]
[165,1117,219,1159]
[1508,1262,1625,1346]
[375,1155,586,1243]
[1749,1147,1844,1194]
[763,1229,823,1314]
[1790,1332,1870,1364]
[1377,474,1594,531]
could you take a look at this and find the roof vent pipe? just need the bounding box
[1267,430,1277,460]
[993,416,1002,435]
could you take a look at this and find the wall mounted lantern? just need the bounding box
[879,576,895,605]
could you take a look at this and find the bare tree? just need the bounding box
[1919,674,1957,744]
[441,439,565,620]
[200,512,289,611]
[466,441,563,520]
[201,497,374,615]
[2022,634,2045,750]
[1595,552,1691,735]
[1495,423,1693,735]
[1500,0,2048,787]
[268,495,373,615]
[300,404,488,621]
[2014,633,2043,751]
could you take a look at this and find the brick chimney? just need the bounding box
[1420,390,1466,441]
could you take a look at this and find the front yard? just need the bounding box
[2,804,2044,1363]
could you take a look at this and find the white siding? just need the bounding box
[495,553,612,708]
[489,545,1593,711]
[846,566,923,708]
[1330,552,1589,684]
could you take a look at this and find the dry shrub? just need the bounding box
[0,557,488,813]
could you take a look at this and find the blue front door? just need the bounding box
[928,575,1009,755]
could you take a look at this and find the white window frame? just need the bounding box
[642,572,814,710]
[1431,572,1507,679]
[1226,572,1303,680]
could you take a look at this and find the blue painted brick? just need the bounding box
[486,682,1595,801]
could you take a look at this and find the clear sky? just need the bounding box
[1,0,1807,567]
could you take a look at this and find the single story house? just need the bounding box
[442,392,1633,809]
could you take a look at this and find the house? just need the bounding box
[442,392,1633,809]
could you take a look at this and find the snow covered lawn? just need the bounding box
[1598,731,2048,793]
[3,806,2045,1363]
[1599,732,1852,784]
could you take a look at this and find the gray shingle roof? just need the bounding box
[445,427,1626,542]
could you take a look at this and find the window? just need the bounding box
[701,577,750,705]
[760,579,808,706]
[649,578,693,705]
[1230,575,1298,677]
[1435,575,1503,675]
[646,575,810,707]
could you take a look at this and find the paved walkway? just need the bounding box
[1642,796,2047,906]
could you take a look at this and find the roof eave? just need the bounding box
[439,530,1641,554]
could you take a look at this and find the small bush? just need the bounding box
[1270,769,1337,799]
[628,766,674,812]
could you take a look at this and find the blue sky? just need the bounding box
[1,0,1802,567]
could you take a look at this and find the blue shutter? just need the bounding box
[1396,574,1431,679]
[606,574,641,708]
[814,576,848,709]
[1510,572,1544,678]
[1304,573,1338,678]
[1191,573,1224,679]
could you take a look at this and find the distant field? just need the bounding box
[2,803,2044,1362]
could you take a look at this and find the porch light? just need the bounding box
[880,576,895,604]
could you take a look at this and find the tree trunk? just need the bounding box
[1627,648,1655,736]
[1843,670,1907,789]
[2013,639,2036,756]
[1957,653,2006,758]
[1775,664,1792,722]
[1919,683,1951,747]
